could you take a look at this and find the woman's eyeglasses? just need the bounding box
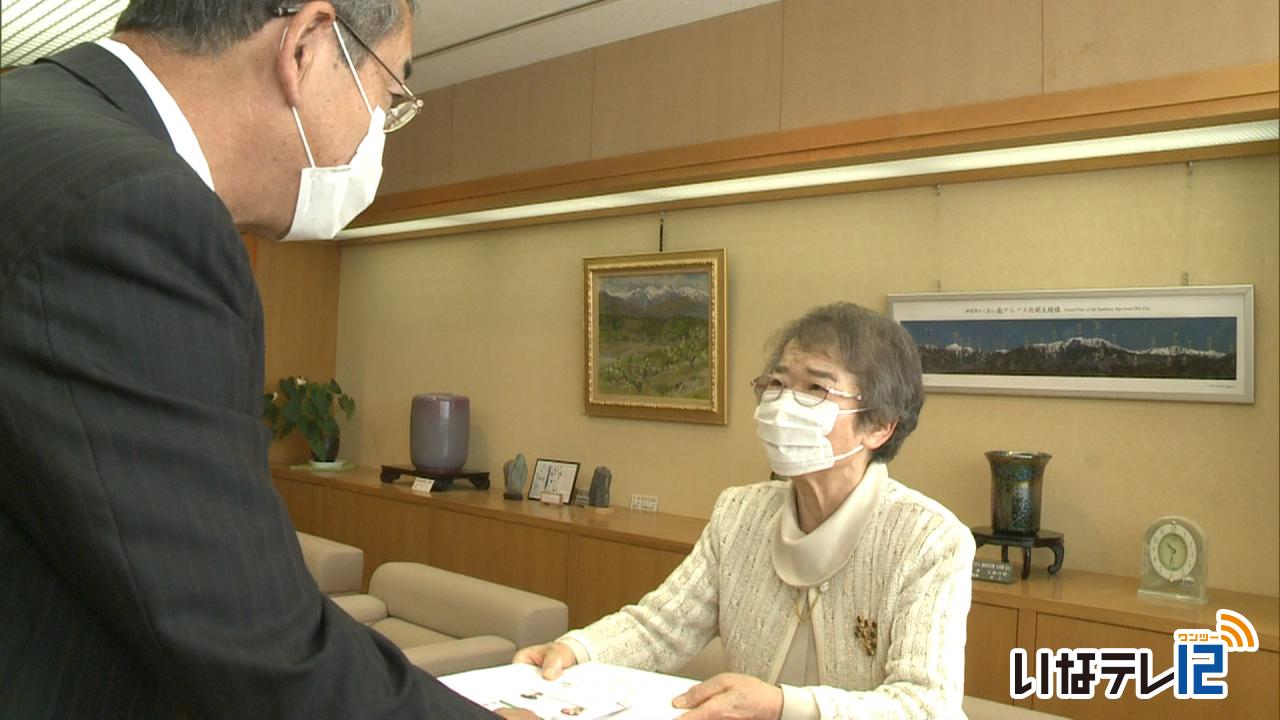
[750,376,863,407]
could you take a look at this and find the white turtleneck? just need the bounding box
[773,463,887,719]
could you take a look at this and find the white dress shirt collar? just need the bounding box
[96,38,215,191]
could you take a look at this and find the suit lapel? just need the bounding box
[37,43,174,149]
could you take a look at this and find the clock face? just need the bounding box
[1139,516,1208,604]
[1147,522,1199,582]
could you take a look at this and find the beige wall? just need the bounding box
[335,154,1279,597]
[379,0,1279,192]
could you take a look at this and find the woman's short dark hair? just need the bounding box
[763,302,925,463]
[116,1,416,62]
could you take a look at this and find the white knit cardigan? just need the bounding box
[562,465,976,719]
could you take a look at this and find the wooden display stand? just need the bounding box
[971,526,1064,579]
[379,464,490,491]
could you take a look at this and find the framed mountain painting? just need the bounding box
[584,249,727,424]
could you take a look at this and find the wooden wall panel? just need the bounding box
[590,3,784,158]
[449,51,595,183]
[965,602,1020,704]
[567,536,686,628]
[253,240,340,465]
[271,475,325,535]
[1044,0,1280,92]
[380,86,453,194]
[322,487,431,589]
[426,508,570,601]
[241,233,258,271]
[1033,614,1279,719]
[781,0,1042,129]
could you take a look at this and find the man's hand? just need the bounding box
[672,673,783,720]
[511,641,579,680]
[495,709,538,719]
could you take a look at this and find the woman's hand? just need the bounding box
[511,641,579,680]
[672,673,783,720]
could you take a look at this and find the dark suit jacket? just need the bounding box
[0,44,493,719]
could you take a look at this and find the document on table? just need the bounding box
[441,662,699,719]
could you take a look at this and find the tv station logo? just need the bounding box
[1009,609,1259,701]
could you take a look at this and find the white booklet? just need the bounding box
[441,662,699,719]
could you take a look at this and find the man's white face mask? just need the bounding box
[280,23,385,241]
[754,391,870,477]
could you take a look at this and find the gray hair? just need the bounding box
[763,302,924,463]
[115,1,416,63]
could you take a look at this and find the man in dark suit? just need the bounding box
[0,2,525,717]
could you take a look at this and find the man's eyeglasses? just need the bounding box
[274,7,424,133]
[750,375,863,407]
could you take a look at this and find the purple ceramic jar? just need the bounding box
[410,394,469,473]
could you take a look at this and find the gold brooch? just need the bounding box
[854,615,878,656]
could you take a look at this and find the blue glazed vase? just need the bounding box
[986,450,1051,535]
[410,394,469,473]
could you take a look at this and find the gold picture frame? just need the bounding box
[584,249,727,425]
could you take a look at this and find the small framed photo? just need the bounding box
[528,459,581,504]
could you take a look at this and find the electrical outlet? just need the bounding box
[630,494,659,512]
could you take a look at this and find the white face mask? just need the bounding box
[754,393,870,477]
[280,24,386,241]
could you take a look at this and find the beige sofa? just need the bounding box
[334,562,568,676]
[678,638,1065,719]
[296,531,364,596]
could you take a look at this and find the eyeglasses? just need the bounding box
[750,376,863,407]
[274,7,424,133]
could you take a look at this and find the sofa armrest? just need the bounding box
[332,593,388,626]
[401,636,518,677]
[369,562,567,648]
[296,532,364,595]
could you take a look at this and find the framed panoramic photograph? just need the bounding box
[583,249,727,424]
[888,285,1254,404]
[528,458,581,505]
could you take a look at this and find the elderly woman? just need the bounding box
[516,302,975,719]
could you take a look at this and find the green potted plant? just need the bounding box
[262,376,356,468]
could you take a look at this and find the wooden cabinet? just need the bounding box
[426,508,570,602]
[568,535,687,627]
[965,602,1021,702]
[965,570,1279,718]
[270,465,705,625]
[323,487,433,589]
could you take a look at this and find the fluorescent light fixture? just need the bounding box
[340,119,1278,240]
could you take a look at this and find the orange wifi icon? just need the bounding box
[1216,609,1259,652]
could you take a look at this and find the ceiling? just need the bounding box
[1,0,774,92]
[1,0,129,67]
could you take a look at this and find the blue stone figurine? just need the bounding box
[503,454,527,500]
[588,466,612,508]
